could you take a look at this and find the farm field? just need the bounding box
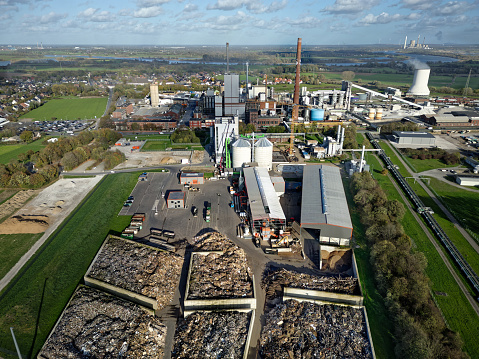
[0,138,50,164]
[0,173,137,358]
[365,152,479,358]
[19,97,107,121]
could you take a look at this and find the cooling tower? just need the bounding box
[408,68,430,96]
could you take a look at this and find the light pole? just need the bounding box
[10,327,22,359]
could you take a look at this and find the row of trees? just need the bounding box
[400,147,461,165]
[0,129,123,188]
[351,171,466,358]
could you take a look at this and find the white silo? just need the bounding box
[254,137,273,170]
[408,68,430,96]
[232,138,251,168]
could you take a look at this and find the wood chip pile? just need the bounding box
[87,237,183,310]
[189,232,253,299]
[172,311,250,359]
[262,268,360,299]
[260,300,373,359]
[38,286,167,359]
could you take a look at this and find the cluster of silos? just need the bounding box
[231,137,273,170]
[368,108,383,120]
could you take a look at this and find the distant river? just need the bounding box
[327,51,459,66]
[44,54,236,65]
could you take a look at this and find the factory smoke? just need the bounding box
[407,58,430,70]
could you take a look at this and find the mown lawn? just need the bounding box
[0,173,138,358]
[396,152,461,173]
[19,97,107,121]
[0,138,50,164]
[366,154,479,358]
[0,233,43,280]
[427,177,479,240]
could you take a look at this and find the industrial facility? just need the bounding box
[300,165,353,246]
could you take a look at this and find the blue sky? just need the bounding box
[1,0,478,45]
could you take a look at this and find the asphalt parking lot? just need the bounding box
[119,172,241,242]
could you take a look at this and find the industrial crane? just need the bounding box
[289,38,302,157]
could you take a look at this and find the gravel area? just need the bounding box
[87,236,183,311]
[172,311,251,359]
[260,299,373,359]
[38,286,167,359]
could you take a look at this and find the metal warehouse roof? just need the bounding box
[180,172,203,177]
[244,167,285,222]
[392,131,435,138]
[301,165,352,230]
[167,191,185,200]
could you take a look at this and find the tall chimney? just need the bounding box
[359,145,365,172]
[226,42,229,74]
[292,38,302,121]
[337,125,341,143]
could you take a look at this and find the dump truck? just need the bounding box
[162,230,175,239]
[121,231,134,240]
[150,228,163,237]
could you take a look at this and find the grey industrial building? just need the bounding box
[167,191,185,209]
[300,165,353,246]
[392,131,436,146]
[456,176,479,187]
[244,167,286,236]
[180,172,205,185]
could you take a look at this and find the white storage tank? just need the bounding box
[368,108,376,120]
[376,108,383,120]
[254,137,273,170]
[232,138,251,168]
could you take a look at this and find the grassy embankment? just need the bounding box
[379,142,479,275]
[0,138,50,164]
[19,97,107,121]
[0,233,43,280]
[0,172,138,358]
[367,142,479,357]
[342,175,396,359]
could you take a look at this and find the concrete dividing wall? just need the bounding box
[283,287,363,306]
[84,276,158,310]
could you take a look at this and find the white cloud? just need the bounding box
[136,0,170,7]
[78,8,115,22]
[432,1,475,16]
[0,13,11,20]
[183,3,198,12]
[400,0,438,11]
[133,6,163,17]
[356,12,402,26]
[283,16,321,28]
[207,0,287,13]
[38,11,68,24]
[322,0,380,14]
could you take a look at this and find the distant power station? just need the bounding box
[403,34,430,49]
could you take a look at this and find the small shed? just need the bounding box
[167,191,185,209]
[180,172,204,185]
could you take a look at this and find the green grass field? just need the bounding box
[427,178,479,240]
[400,155,460,173]
[365,153,479,358]
[0,173,137,358]
[0,138,50,164]
[19,97,107,121]
[0,233,43,280]
[378,142,479,274]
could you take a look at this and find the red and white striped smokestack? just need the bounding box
[292,38,302,121]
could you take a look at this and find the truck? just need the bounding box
[150,228,163,237]
[205,201,211,222]
[192,206,198,217]
[162,230,175,239]
[132,213,146,222]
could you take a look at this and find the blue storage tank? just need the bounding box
[311,109,324,121]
